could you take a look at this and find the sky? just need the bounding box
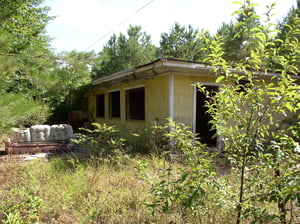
[43,0,297,53]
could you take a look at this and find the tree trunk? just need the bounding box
[275,169,287,224]
[236,164,245,224]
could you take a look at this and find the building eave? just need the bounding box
[91,59,215,87]
[91,58,300,88]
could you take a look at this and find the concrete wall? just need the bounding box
[86,74,170,129]
[86,70,217,131]
[173,73,216,128]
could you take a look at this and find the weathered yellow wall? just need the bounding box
[86,74,170,129]
[145,75,169,125]
[173,73,216,127]
[86,70,218,130]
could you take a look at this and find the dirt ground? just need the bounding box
[0,142,5,153]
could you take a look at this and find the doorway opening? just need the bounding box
[195,85,219,146]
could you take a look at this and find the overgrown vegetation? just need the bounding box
[1,0,299,223]
[196,0,300,223]
[1,0,298,132]
[0,119,299,223]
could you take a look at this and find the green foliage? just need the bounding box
[214,0,300,72]
[138,119,232,222]
[215,1,261,65]
[199,0,300,223]
[0,0,52,53]
[54,50,95,108]
[0,93,50,135]
[0,1,93,129]
[2,187,42,224]
[0,0,58,132]
[277,2,300,45]
[0,117,298,224]
[14,103,51,128]
[0,0,54,89]
[1,0,300,223]
[92,25,157,79]
[0,158,157,224]
[74,123,130,166]
[158,23,209,61]
[121,121,170,154]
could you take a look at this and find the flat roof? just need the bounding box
[92,58,300,87]
[92,58,214,87]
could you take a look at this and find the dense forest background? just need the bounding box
[0,0,299,134]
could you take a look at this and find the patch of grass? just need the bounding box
[0,158,155,224]
[0,155,299,224]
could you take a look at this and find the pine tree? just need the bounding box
[0,0,56,133]
[92,25,157,78]
[158,22,208,61]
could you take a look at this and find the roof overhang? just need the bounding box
[91,58,300,88]
[91,58,215,88]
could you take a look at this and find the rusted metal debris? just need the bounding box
[3,124,74,156]
[5,141,68,155]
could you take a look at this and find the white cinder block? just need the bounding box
[50,124,73,141]
[30,125,51,141]
[11,128,31,142]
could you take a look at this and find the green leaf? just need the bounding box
[285,102,294,112]
[216,76,225,83]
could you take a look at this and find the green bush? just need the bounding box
[74,123,130,166]
[0,93,51,136]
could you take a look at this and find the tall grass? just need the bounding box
[0,121,299,223]
[1,156,298,223]
[0,158,154,224]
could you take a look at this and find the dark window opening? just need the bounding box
[109,91,120,118]
[126,87,145,120]
[96,94,105,117]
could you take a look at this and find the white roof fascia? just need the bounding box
[161,61,214,71]
[92,60,165,85]
[92,68,134,85]
[91,59,300,86]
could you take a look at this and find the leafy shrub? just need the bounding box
[74,123,130,166]
[15,104,51,127]
[198,0,300,222]
[0,93,51,135]
[118,121,170,155]
[137,119,233,222]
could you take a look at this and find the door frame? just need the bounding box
[193,82,222,147]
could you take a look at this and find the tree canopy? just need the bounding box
[92,25,157,79]
[0,0,56,133]
[158,22,208,61]
[55,50,95,107]
[215,3,261,65]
